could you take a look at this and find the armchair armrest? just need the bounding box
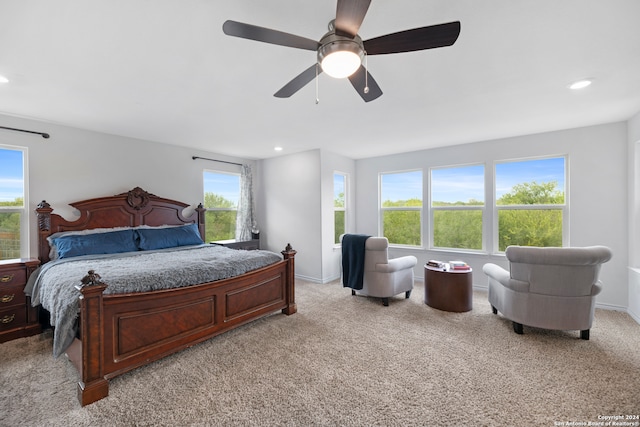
[375,256,417,273]
[591,281,603,296]
[482,263,529,292]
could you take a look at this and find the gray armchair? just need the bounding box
[341,235,417,306]
[482,245,612,340]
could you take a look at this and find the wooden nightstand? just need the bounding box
[0,258,41,343]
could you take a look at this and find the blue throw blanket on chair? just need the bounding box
[342,234,370,290]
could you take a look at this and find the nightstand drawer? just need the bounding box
[0,259,41,343]
[0,306,27,333]
[0,267,27,286]
[0,284,27,308]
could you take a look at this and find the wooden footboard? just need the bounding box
[67,245,296,406]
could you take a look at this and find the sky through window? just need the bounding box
[0,148,24,203]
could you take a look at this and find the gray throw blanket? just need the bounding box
[25,245,282,358]
[341,234,370,290]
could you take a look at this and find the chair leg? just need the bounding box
[405,290,412,299]
[382,297,389,306]
[513,322,523,335]
[580,329,590,340]
[351,289,356,296]
[491,305,497,315]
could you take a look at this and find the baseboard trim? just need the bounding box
[627,307,640,324]
[594,301,627,312]
[294,274,325,284]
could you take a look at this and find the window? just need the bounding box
[495,157,566,251]
[0,146,27,260]
[431,164,484,250]
[380,170,422,246]
[334,172,346,244]
[203,170,240,242]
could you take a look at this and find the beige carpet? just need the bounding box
[1,279,639,426]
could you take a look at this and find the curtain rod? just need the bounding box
[192,156,243,166]
[0,125,50,139]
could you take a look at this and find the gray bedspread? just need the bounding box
[25,244,283,358]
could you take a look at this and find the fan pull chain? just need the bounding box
[364,51,369,94]
[315,63,320,104]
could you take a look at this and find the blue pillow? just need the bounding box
[136,223,204,251]
[53,229,138,259]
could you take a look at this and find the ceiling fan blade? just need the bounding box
[348,65,382,102]
[274,64,321,98]
[363,21,461,55]
[223,20,320,51]
[335,0,371,37]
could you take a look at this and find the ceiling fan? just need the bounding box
[222,0,461,102]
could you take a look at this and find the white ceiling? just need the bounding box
[1,0,639,160]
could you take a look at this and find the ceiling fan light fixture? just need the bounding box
[569,79,592,90]
[318,37,364,79]
[321,50,361,78]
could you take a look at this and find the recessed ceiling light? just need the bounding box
[0,75,9,84]
[274,146,283,151]
[569,79,592,90]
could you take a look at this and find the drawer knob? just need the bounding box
[0,274,14,283]
[1,314,15,324]
[1,294,15,303]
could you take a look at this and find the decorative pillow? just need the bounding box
[136,223,204,251]
[52,229,138,259]
[47,226,134,260]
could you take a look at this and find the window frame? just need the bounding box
[202,169,241,242]
[379,169,423,248]
[492,155,568,252]
[0,144,29,260]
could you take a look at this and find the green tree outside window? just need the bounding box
[497,181,564,250]
[204,193,236,242]
[380,170,422,246]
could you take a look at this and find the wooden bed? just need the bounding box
[34,186,296,406]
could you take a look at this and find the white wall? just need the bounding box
[320,150,356,282]
[257,149,355,283]
[628,111,640,322]
[355,122,629,310]
[258,150,322,281]
[0,114,253,257]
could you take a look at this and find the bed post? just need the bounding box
[36,201,53,263]
[281,243,297,315]
[195,203,206,241]
[75,271,109,406]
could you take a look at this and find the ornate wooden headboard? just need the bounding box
[35,187,205,264]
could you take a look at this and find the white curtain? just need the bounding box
[235,164,256,241]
